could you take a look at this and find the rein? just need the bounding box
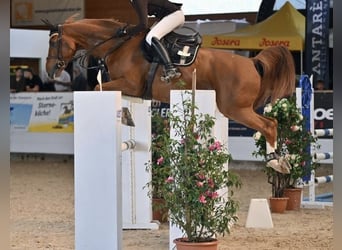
[76,24,131,68]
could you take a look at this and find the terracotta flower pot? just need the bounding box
[283,188,302,210]
[173,238,218,250]
[269,197,289,213]
[152,197,168,223]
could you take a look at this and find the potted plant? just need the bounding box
[145,91,241,249]
[253,96,320,211]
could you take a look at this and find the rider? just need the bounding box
[122,0,185,82]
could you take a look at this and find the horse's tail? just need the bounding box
[252,46,296,108]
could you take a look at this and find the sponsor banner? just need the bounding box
[305,0,330,87]
[228,108,262,137]
[11,0,84,27]
[203,35,301,51]
[10,91,332,136]
[151,100,170,119]
[313,91,333,134]
[10,92,74,133]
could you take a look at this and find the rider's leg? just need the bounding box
[146,10,184,82]
[150,37,181,82]
[145,10,185,44]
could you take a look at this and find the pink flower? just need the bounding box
[208,178,214,188]
[165,176,174,183]
[210,192,219,199]
[209,145,215,151]
[285,138,291,145]
[215,141,222,150]
[199,195,207,204]
[204,190,218,199]
[196,181,204,187]
[209,141,222,151]
[157,156,164,165]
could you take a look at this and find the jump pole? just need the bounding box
[169,89,228,250]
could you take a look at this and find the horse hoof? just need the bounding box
[279,157,292,173]
[266,159,290,174]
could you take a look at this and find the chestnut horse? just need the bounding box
[45,16,296,173]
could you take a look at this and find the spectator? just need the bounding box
[10,67,26,93]
[40,71,56,91]
[314,79,326,90]
[72,66,88,91]
[24,68,43,92]
[53,69,72,92]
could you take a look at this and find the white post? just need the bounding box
[169,90,228,250]
[298,79,332,208]
[74,91,122,250]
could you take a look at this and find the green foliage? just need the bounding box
[147,112,171,199]
[252,96,320,197]
[146,91,241,242]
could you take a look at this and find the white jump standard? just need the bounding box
[74,91,157,250]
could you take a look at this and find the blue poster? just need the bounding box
[10,103,33,130]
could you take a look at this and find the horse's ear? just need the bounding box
[41,18,54,28]
[41,19,59,35]
[65,13,80,23]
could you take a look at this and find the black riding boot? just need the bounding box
[151,37,181,82]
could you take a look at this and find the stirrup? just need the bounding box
[161,68,181,83]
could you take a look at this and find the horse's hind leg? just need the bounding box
[228,108,291,174]
[93,78,144,97]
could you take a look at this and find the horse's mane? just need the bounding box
[64,14,126,28]
[65,13,81,23]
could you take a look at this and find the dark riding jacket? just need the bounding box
[129,0,182,33]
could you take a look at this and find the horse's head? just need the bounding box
[45,24,77,78]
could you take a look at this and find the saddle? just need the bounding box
[142,26,202,66]
[140,26,202,99]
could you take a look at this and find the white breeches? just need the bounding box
[145,10,185,45]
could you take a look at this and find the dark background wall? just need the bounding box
[11,0,258,30]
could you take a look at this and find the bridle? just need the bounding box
[46,24,76,77]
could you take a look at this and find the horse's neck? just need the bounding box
[64,21,124,57]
